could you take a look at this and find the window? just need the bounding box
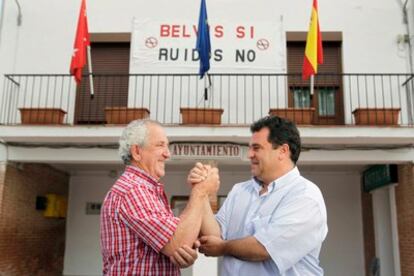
[286,32,344,124]
[293,88,311,108]
[74,33,131,124]
[292,88,336,116]
[318,88,335,116]
[75,42,130,124]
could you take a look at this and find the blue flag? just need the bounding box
[196,0,211,79]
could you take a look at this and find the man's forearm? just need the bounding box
[161,189,207,256]
[200,198,221,237]
[223,236,270,262]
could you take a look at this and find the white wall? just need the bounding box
[63,165,364,276]
[0,0,410,124]
[0,0,409,74]
[302,170,365,276]
[0,0,4,44]
[64,172,114,276]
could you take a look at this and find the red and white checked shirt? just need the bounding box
[100,166,180,275]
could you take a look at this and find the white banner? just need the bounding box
[130,0,285,73]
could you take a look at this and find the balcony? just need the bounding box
[1,73,413,126]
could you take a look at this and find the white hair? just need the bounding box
[118,119,160,165]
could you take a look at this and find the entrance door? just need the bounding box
[287,41,344,125]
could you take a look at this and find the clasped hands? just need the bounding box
[187,162,225,256]
[169,162,223,268]
[187,161,220,195]
[169,235,226,268]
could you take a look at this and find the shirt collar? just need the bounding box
[125,165,162,187]
[252,177,264,193]
[252,166,300,194]
[273,166,300,190]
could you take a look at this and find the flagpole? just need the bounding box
[310,75,314,95]
[302,0,323,92]
[87,45,94,99]
[204,73,211,101]
[204,75,208,101]
[197,0,211,103]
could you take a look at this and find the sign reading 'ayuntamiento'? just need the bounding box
[170,143,241,159]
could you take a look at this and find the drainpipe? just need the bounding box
[14,0,22,26]
[399,0,414,124]
[10,0,22,73]
[402,0,413,73]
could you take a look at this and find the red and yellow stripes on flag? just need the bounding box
[302,0,323,80]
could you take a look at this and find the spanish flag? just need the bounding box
[302,0,323,80]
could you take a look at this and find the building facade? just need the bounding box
[0,0,414,275]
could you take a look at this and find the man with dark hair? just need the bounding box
[188,115,328,276]
[249,115,301,164]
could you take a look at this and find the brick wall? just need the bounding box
[0,163,6,215]
[361,185,376,276]
[396,164,414,276]
[0,163,69,276]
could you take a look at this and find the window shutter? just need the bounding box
[75,42,130,124]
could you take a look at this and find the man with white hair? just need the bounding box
[100,119,219,275]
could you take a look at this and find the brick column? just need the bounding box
[0,163,69,276]
[0,162,6,216]
[395,164,414,276]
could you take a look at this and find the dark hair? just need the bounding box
[250,115,301,164]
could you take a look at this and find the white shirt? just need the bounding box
[216,167,328,276]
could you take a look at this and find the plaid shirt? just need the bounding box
[100,166,180,275]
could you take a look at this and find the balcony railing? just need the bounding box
[1,73,413,126]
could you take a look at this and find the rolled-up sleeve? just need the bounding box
[119,185,180,253]
[254,197,326,274]
[215,205,227,240]
[215,186,239,240]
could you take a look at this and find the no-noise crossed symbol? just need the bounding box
[145,37,158,48]
[256,39,270,51]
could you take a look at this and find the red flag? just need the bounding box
[70,0,90,84]
[302,0,323,80]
